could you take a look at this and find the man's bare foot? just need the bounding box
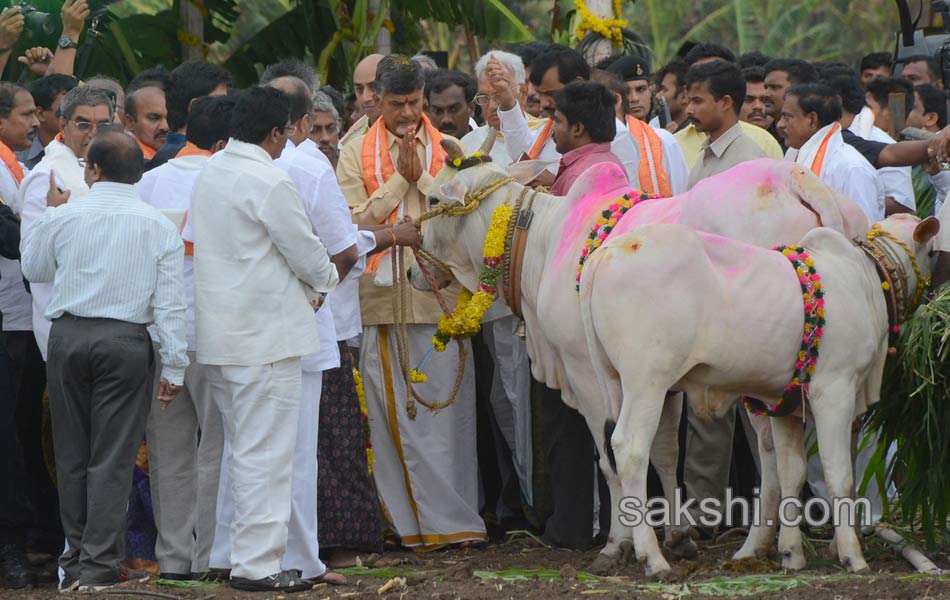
[309,570,347,586]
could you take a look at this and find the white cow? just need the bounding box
[578,215,940,576]
[415,137,870,570]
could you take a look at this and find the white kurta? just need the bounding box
[0,159,31,332]
[16,140,89,358]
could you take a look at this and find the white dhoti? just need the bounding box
[482,315,533,506]
[206,358,301,580]
[361,324,486,548]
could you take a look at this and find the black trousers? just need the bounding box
[535,382,609,550]
[0,313,32,545]
[46,315,154,585]
[2,329,61,553]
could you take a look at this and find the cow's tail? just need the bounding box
[789,166,846,234]
[578,245,624,422]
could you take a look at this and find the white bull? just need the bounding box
[578,215,940,576]
[415,139,870,570]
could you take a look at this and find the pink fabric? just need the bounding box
[550,142,625,196]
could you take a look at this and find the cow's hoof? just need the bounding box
[843,556,869,573]
[588,552,620,574]
[780,550,806,571]
[732,545,770,561]
[664,533,698,560]
[644,559,673,580]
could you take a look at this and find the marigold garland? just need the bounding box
[743,245,826,417]
[428,202,513,358]
[574,0,628,48]
[352,367,374,474]
[576,192,654,291]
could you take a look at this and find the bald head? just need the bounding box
[86,126,145,185]
[354,53,384,122]
[266,75,313,144]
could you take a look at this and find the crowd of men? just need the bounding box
[2,0,950,594]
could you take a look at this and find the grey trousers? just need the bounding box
[46,315,155,585]
[146,353,223,575]
[684,401,760,527]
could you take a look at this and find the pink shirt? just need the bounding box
[550,142,626,196]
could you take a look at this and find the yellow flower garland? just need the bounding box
[574,0,627,48]
[353,367,374,475]
[430,202,513,354]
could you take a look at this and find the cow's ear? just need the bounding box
[438,180,466,204]
[914,216,940,244]
[507,160,555,185]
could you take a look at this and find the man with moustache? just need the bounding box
[606,56,689,195]
[740,66,772,130]
[425,70,476,139]
[487,46,640,189]
[123,84,169,162]
[763,58,819,148]
[340,53,384,146]
[337,55,486,551]
[0,81,48,589]
[311,91,342,168]
[686,61,765,188]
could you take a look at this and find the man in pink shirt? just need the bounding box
[550,81,627,195]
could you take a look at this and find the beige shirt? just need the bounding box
[687,121,768,189]
[337,122,462,326]
[676,120,782,168]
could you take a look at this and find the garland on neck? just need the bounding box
[743,245,826,418]
[412,202,513,380]
[576,192,655,292]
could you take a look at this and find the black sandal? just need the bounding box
[229,570,313,593]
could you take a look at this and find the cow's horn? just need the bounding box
[441,139,465,162]
[478,128,497,157]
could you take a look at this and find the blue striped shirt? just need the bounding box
[20,182,189,384]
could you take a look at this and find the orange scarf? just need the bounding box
[136,137,157,160]
[527,120,553,160]
[626,115,671,197]
[809,122,840,177]
[175,141,212,158]
[0,140,23,184]
[361,114,445,274]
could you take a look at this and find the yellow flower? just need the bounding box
[452,157,462,167]
[410,369,428,383]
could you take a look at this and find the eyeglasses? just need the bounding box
[282,123,297,135]
[473,94,500,106]
[71,119,112,132]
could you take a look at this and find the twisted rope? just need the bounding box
[390,175,516,418]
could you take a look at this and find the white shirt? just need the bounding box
[275,139,357,372]
[20,182,189,384]
[652,126,690,195]
[497,101,641,188]
[190,138,339,366]
[461,125,513,166]
[293,137,334,169]
[0,159,32,331]
[16,139,89,358]
[936,195,950,253]
[136,154,206,352]
[787,125,882,222]
[866,126,915,211]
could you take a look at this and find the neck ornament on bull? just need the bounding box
[853,223,930,355]
[401,133,519,416]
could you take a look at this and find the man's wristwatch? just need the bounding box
[57,35,78,49]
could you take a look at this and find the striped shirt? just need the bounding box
[20,181,189,384]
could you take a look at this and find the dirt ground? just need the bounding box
[7,531,950,600]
